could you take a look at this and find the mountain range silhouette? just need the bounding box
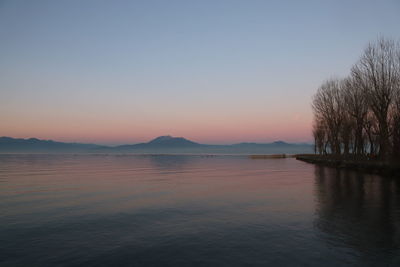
[0,135,312,154]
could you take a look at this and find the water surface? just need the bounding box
[1,155,399,266]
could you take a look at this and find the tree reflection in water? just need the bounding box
[314,166,400,265]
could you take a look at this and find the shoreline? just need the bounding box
[296,154,400,177]
[0,152,296,157]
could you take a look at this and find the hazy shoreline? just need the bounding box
[0,152,296,158]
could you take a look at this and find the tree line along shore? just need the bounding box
[312,37,399,159]
[298,37,400,176]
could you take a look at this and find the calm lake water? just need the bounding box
[1,155,399,266]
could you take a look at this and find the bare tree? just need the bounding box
[313,119,328,155]
[392,46,400,158]
[340,112,353,155]
[351,37,399,159]
[392,93,400,158]
[364,111,379,156]
[343,77,368,156]
[312,79,345,155]
[311,37,400,161]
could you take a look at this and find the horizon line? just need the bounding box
[0,135,314,147]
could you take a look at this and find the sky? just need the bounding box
[0,0,399,145]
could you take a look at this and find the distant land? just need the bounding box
[0,136,313,154]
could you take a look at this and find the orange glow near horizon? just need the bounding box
[0,111,313,145]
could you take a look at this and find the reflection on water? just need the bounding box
[147,154,194,171]
[314,166,400,265]
[0,155,399,266]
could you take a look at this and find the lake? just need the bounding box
[1,154,399,266]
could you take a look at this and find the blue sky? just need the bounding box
[0,0,399,144]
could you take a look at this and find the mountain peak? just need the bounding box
[149,135,174,142]
[273,141,288,145]
[147,135,199,146]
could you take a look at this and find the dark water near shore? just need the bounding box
[1,155,400,266]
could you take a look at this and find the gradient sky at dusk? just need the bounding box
[1,0,399,145]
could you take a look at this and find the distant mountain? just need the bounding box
[0,136,313,154]
[0,137,106,153]
[143,135,199,147]
[272,141,288,145]
[100,136,312,154]
[114,135,201,151]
